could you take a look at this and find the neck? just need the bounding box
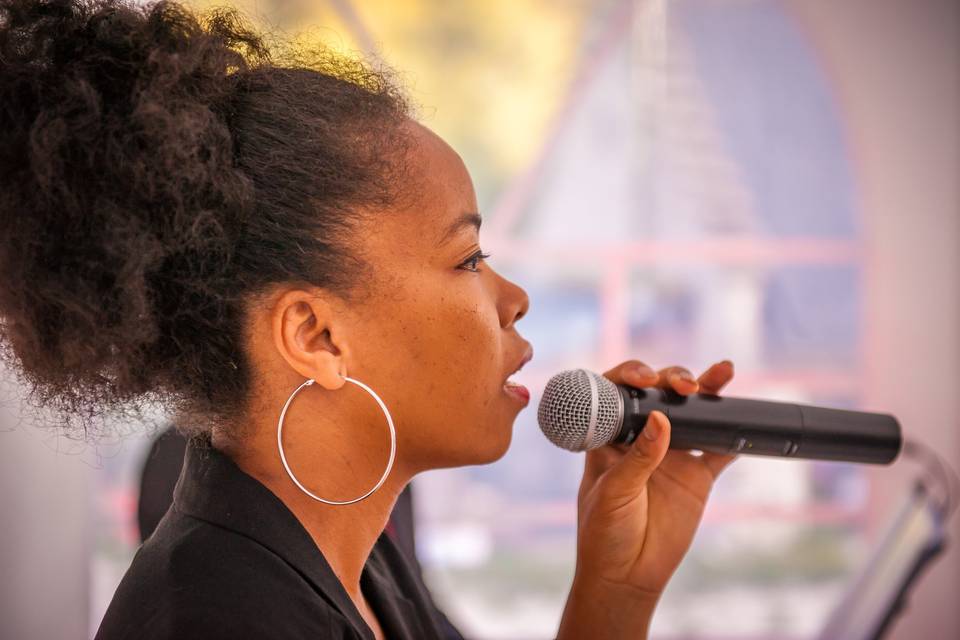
[227,441,412,600]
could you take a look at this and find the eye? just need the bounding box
[458,249,492,273]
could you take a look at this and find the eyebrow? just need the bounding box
[436,212,483,247]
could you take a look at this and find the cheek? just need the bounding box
[407,300,501,407]
[364,291,509,463]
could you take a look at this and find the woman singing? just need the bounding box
[0,0,736,638]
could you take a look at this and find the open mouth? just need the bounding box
[503,379,530,403]
[502,345,533,404]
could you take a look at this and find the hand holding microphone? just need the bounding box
[557,360,737,640]
[554,358,903,639]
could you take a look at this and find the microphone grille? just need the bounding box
[537,369,623,451]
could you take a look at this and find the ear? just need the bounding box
[271,288,349,390]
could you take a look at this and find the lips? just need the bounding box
[502,344,533,407]
[504,344,534,384]
[503,380,530,403]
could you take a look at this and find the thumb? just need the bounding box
[602,411,671,499]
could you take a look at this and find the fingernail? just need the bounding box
[643,411,662,440]
[632,363,657,379]
[673,371,696,384]
[719,360,733,368]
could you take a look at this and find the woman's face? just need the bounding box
[337,120,532,473]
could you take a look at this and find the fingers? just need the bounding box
[697,360,734,395]
[602,360,659,388]
[700,451,737,479]
[584,358,661,493]
[656,365,699,394]
[591,358,737,494]
[582,444,623,489]
[602,411,671,500]
[602,359,736,397]
[649,360,736,480]
[655,360,735,396]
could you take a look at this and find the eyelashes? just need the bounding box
[458,249,492,272]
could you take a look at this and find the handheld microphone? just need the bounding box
[537,369,902,464]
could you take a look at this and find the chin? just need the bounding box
[433,424,513,469]
[475,423,514,465]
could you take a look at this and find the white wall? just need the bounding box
[0,419,91,640]
[789,0,960,636]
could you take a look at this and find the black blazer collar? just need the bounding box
[172,437,430,640]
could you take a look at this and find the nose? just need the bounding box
[498,273,530,329]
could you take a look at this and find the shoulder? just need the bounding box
[95,511,355,640]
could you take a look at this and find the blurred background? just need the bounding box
[1,0,957,638]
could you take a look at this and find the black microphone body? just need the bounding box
[616,385,902,465]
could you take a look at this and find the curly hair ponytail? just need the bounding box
[0,0,410,441]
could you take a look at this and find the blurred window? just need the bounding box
[92,2,875,638]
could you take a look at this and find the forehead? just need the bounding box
[405,121,476,224]
[353,120,479,265]
[376,120,477,247]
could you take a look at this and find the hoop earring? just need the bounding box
[276,374,397,506]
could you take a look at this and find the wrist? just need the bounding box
[557,572,662,640]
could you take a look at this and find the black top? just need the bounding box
[96,437,465,640]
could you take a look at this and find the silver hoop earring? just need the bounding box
[276,374,397,506]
